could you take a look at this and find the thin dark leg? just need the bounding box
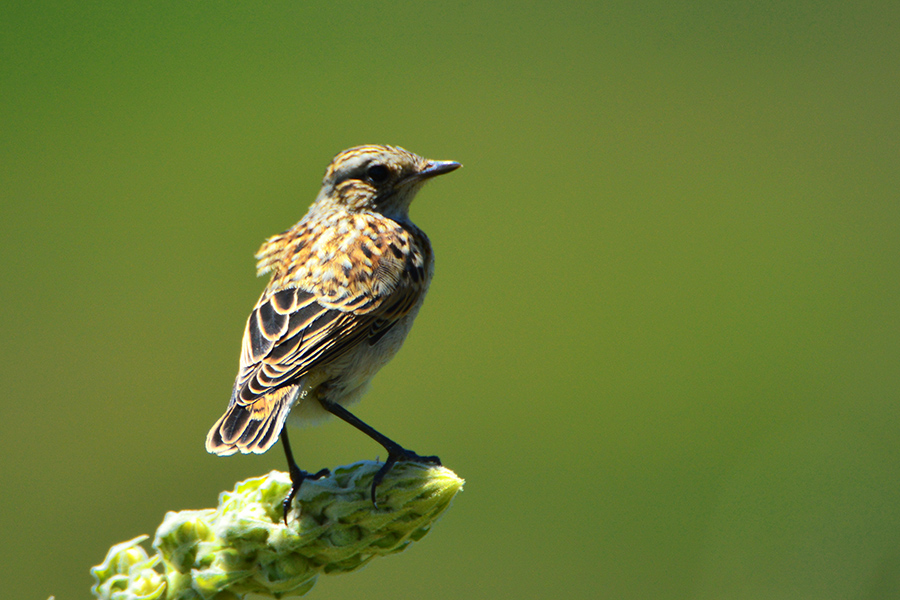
[319,398,441,506]
[281,428,329,524]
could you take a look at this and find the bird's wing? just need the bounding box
[229,281,420,407]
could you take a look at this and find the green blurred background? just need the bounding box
[3,2,899,599]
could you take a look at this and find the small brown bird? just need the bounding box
[206,145,460,520]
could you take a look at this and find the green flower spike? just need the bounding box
[91,462,463,600]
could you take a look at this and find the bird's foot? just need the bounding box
[371,449,441,507]
[282,466,330,525]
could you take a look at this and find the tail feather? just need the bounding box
[219,403,252,446]
[252,408,285,452]
[205,386,297,455]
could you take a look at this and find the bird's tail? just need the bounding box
[205,386,297,456]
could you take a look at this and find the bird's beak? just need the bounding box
[416,160,462,181]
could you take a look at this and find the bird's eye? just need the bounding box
[365,164,390,184]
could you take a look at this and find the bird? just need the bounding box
[206,145,461,522]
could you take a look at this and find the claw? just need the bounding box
[370,450,442,507]
[282,467,330,525]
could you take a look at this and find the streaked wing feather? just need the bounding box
[232,287,406,405]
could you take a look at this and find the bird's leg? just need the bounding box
[280,428,330,524]
[318,398,441,506]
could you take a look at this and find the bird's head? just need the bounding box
[315,145,460,219]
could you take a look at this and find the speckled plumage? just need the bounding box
[205,145,459,514]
